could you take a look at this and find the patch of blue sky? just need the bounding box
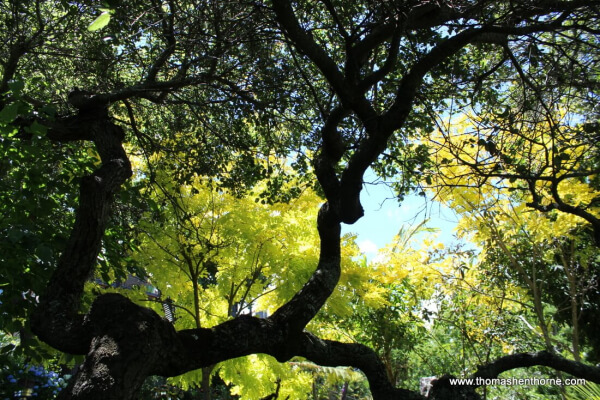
[342,169,461,259]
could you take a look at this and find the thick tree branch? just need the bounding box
[404,1,461,30]
[473,350,600,385]
[61,76,216,109]
[358,28,402,92]
[297,332,424,400]
[313,106,349,204]
[269,201,341,332]
[31,101,132,354]
[272,0,348,100]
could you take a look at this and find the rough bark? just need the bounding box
[31,102,132,355]
[57,294,179,400]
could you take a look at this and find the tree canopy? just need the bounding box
[1,0,600,399]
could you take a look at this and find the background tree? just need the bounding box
[429,109,600,363]
[427,26,600,243]
[133,171,324,399]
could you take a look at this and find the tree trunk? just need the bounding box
[201,365,214,400]
[57,294,181,400]
[340,381,349,400]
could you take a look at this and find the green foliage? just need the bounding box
[87,9,113,32]
[567,382,600,400]
[131,171,328,395]
[0,95,138,362]
[0,106,75,356]
[0,332,70,399]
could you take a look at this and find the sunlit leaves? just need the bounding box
[131,172,328,394]
[423,109,600,365]
[87,9,113,32]
[429,112,600,240]
[219,355,313,399]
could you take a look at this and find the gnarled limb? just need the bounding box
[31,100,132,354]
[296,332,424,400]
[270,201,341,333]
[473,350,600,385]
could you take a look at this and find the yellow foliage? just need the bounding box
[430,111,599,245]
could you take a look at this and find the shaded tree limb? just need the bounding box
[473,350,600,385]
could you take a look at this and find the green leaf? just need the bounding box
[8,80,24,96]
[0,103,19,124]
[8,228,26,243]
[88,11,111,31]
[28,120,48,136]
[35,244,54,263]
[0,344,16,354]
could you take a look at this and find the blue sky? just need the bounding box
[341,171,460,259]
